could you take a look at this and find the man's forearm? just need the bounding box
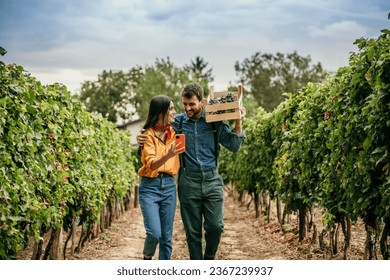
[233,120,243,136]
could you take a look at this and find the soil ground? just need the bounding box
[17,186,372,261]
[10,187,389,280]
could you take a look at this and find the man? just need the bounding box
[137,83,245,259]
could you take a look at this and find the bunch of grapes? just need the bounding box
[208,92,235,114]
[208,92,235,104]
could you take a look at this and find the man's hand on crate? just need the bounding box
[233,105,246,136]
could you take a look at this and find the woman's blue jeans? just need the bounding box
[138,174,176,260]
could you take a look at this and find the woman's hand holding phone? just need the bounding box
[175,134,186,153]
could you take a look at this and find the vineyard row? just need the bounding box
[0,62,139,259]
[219,29,390,260]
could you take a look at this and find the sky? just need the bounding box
[0,0,389,94]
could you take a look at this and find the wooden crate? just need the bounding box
[204,85,243,123]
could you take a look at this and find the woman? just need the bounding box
[138,95,184,260]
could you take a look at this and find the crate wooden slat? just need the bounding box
[204,85,243,123]
[204,101,240,112]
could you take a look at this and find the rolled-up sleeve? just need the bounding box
[142,136,157,169]
[219,123,245,153]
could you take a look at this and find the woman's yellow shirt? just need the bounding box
[138,127,180,178]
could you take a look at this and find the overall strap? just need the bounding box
[179,114,186,169]
[178,113,184,134]
[211,122,219,166]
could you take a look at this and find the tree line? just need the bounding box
[78,53,327,124]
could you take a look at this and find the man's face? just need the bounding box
[182,95,204,120]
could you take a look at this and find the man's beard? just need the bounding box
[186,108,201,120]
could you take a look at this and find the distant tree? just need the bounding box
[235,51,327,112]
[184,56,214,83]
[78,67,142,123]
[134,57,210,120]
[184,56,214,97]
[78,57,213,123]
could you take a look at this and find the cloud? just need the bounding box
[1,0,388,93]
[309,20,367,39]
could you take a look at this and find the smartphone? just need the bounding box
[175,134,186,151]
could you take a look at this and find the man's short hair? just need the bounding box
[182,83,204,101]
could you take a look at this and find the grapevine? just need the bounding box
[220,29,390,259]
[0,62,138,259]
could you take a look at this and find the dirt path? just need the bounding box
[72,191,294,260]
[16,187,371,260]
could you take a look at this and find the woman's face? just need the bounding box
[163,101,176,124]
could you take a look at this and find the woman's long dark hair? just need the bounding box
[138,95,171,155]
[143,95,171,129]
